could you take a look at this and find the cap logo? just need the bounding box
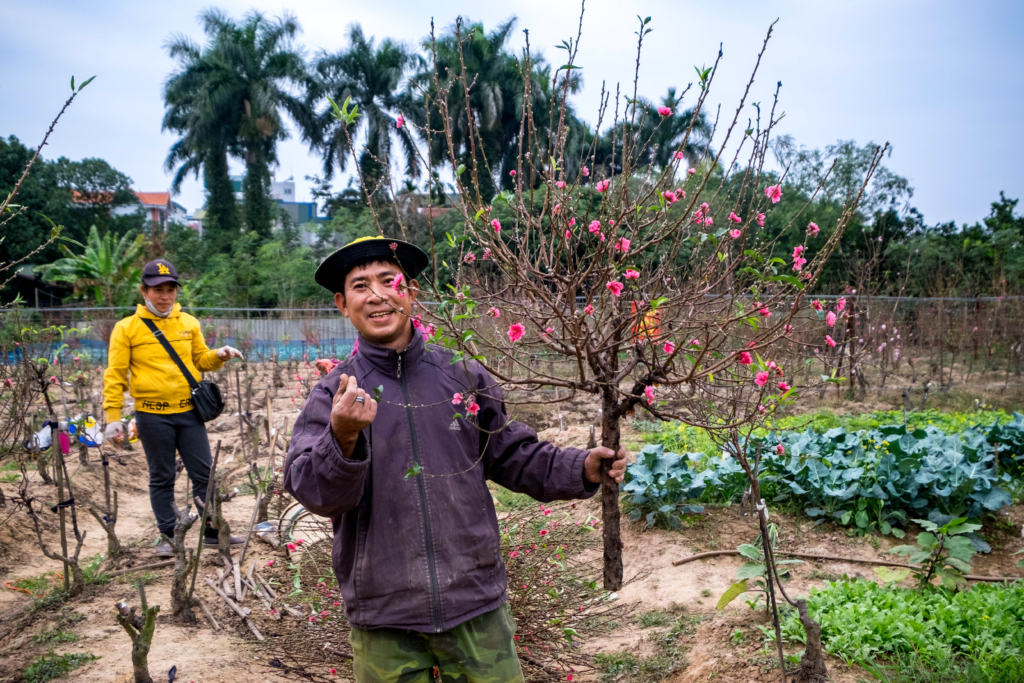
[158,264,170,275]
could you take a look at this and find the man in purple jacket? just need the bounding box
[284,236,626,682]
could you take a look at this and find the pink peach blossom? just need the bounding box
[674,151,684,160]
[657,106,672,116]
[765,184,782,203]
[584,305,594,315]
[825,335,836,347]
[491,218,502,233]
[623,269,640,279]
[508,323,525,342]
[488,307,500,318]
[729,229,742,239]
[778,381,790,392]
[588,220,601,233]
[663,341,676,354]
[755,371,769,386]
[396,114,404,129]
[581,167,590,176]
[826,311,837,327]
[738,351,753,365]
[452,393,463,405]
[467,401,480,415]
[757,213,766,226]
[595,179,610,192]
[836,296,846,312]
[644,385,656,402]
[729,211,742,223]
[807,221,820,237]
[606,281,624,297]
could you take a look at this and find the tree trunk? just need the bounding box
[166,505,197,624]
[600,388,623,591]
[203,146,240,253]
[116,593,159,683]
[792,600,829,683]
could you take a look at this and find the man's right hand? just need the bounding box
[331,374,377,458]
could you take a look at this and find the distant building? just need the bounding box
[229,174,296,202]
[188,209,207,236]
[111,191,187,230]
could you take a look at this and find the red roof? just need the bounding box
[134,191,171,207]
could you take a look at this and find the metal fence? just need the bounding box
[2,307,360,363]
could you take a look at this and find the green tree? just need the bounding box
[163,9,313,241]
[162,29,241,253]
[0,136,142,267]
[308,25,422,187]
[37,225,147,306]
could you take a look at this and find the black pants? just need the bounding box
[136,410,215,539]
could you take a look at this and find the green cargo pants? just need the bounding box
[350,605,525,683]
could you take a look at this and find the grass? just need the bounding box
[636,610,673,628]
[490,484,536,511]
[23,652,97,683]
[595,615,701,683]
[33,628,76,645]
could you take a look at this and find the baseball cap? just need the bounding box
[141,259,179,287]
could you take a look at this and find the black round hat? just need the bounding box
[315,236,429,294]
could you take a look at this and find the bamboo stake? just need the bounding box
[204,578,263,640]
[197,597,220,630]
[233,560,242,604]
[107,560,174,577]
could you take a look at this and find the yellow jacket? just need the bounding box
[103,304,225,424]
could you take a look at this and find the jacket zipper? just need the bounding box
[397,352,444,632]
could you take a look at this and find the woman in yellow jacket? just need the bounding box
[103,259,243,557]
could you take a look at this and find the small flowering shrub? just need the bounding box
[500,505,631,681]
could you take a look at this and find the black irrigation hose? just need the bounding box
[671,549,1023,582]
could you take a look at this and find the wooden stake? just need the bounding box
[188,441,221,600]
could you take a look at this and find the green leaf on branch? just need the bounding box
[373,385,383,401]
[456,164,466,177]
[404,463,424,480]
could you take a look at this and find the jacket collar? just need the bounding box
[135,303,181,320]
[356,325,425,377]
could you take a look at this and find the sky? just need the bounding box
[1,0,1022,227]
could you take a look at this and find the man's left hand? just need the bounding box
[583,446,628,484]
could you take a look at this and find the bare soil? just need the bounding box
[1,372,1022,683]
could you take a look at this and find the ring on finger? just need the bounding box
[354,396,365,404]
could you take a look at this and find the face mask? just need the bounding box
[144,296,173,318]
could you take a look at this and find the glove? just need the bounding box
[217,346,244,361]
[105,422,124,443]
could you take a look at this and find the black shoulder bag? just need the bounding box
[141,318,225,422]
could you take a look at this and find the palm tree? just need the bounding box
[408,19,523,201]
[592,89,711,179]
[162,10,313,241]
[38,225,146,306]
[308,25,422,190]
[163,32,241,253]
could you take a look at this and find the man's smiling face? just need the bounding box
[335,260,418,349]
